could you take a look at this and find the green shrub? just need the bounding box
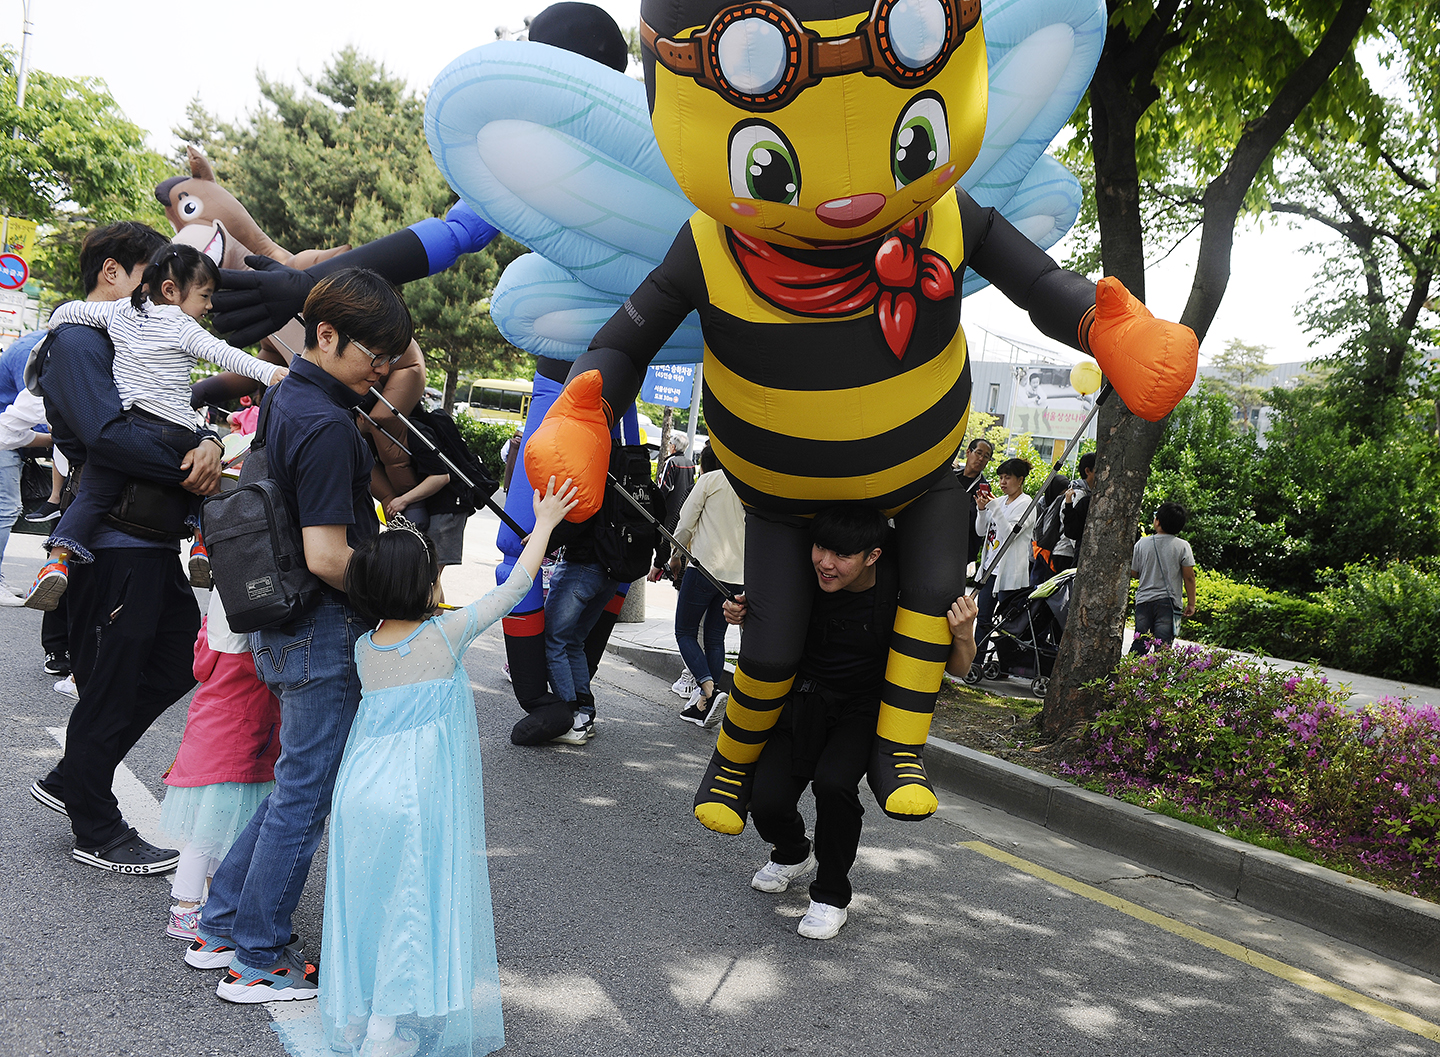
[1188,570,1330,662]
[1317,561,1440,686]
[454,412,517,480]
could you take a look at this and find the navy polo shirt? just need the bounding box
[264,357,378,562]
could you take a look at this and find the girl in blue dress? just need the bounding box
[322,477,577,1057]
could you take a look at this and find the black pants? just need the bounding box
[750,690,878,909]
[41,593,68,657]
[42,547,199,848]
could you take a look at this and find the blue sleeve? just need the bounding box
[408,200,500,274]
[39,324,199,485]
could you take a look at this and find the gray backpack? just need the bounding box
[201,389,322,633]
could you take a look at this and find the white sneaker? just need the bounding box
[0,577,24,606]
[54,675,78,699]
[357,1027,419,1057]
[671,669,697,698]
[750,850,817,893]
[797,900,848,940]
[551,710,595,745]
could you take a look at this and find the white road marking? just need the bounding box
[44,727,331,1056]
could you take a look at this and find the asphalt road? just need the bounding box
[2,541,1438,1057]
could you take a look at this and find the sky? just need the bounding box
[12,1,1346,365]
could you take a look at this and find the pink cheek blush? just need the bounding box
[730,201,759,217]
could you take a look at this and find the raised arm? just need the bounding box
[175,315,284,385]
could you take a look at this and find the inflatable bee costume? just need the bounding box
[525,0,1197,835]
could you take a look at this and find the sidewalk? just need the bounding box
[604,575,1440,979]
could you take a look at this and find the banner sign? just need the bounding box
[641,362,695,407]
[1006,365,1097,437]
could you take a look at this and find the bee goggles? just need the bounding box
[641,0,980,112]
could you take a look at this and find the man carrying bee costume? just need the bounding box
[526,0,1198,836]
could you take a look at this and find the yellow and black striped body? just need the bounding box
[686,194,970,834]
[695,190,972,516]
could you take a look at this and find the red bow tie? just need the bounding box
[729,214,956,360]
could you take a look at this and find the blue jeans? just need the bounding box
[1131,598,1176,654]
[674,566,739,687]
[545,559,618,704]
[0,447,21,568]
[200,599,368,968]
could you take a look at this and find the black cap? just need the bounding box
[528,3,630,73]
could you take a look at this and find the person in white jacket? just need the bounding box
[974,457,1036,636]
[650,444,745,726]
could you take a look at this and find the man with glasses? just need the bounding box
[954,437,993,578]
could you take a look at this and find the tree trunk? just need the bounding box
[443,364,458,414]
[1042,399,1165,733]
[1041,0,1372,735]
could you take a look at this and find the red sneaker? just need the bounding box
[23,559,69,611]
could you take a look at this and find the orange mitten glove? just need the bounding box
[1086,277,1199,422]
[523,370,612,521]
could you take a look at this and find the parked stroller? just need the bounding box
[964,568,1076,698]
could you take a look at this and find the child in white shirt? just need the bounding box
[25,243,285,611]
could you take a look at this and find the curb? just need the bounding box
[608,637,1440,978]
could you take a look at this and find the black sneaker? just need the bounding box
[24,500,61,523]
[30,778,67,817]
[72,828,180,875]
[43,652,70,677]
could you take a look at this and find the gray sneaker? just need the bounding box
[216,944,318,1003]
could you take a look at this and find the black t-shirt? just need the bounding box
[796,555,895,698]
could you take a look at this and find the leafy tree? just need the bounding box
[177,49,532,403]
[0,48,169,301]
[1207,339,1272,430]
[1043,0,1384,734]
[1266,20,1440,435]
[1142,383,1291,579]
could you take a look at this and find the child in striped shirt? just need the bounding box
[24,243,286,611]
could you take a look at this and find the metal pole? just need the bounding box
[685,362,702,459]
[15,0,32,110]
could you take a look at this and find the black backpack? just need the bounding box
[201,389,322,633]
[407,405,498,517]
[591,443,663,583]
[1034,494,1066,553]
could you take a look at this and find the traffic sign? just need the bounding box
[0,253,28,290]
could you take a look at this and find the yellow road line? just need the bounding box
[959,841,1440,1044]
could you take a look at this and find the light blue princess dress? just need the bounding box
[321,567,532,1057]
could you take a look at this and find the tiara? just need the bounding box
[385,514,430,548]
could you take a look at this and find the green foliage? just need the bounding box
[1144,384,1294,581]
[179,50,529,401]
[1317,561,1440,687]
[1186,563,1440,686]
[1188,569,1331,663]
[0,49,169,301]
[454,411,515,479]
[1253,380,1440,592]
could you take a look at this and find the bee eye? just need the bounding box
[179,195,202,219]
[891,93,950,189]
[729,121,801,206]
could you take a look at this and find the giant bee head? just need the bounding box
[641,0,987,248]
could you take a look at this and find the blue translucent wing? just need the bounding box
[490,252,704,365]
[960,155,1083,296]
[426,40,701,361]
[963,0,1106,208]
